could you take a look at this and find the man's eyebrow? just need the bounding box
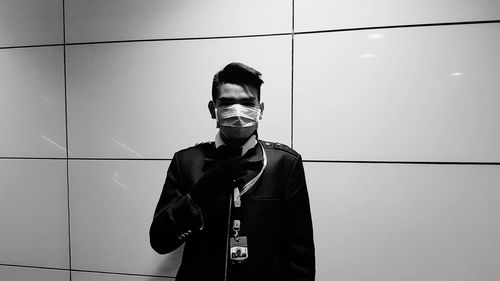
[216,97,234,104]
[239,97,256,103]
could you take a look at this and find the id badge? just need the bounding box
[229,236,248,263]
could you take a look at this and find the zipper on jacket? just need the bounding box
[224,192,233,281]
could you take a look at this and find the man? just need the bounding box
[150,62,315,281]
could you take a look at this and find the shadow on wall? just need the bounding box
[149,244,184,281]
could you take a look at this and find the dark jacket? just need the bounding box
[150,140,315,281]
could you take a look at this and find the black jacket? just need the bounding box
[150,140,315,281]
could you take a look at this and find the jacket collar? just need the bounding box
[203,134,264,170]
[215,132,257,157]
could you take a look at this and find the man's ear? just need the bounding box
[259,102,264,120]
[208,100,216,119]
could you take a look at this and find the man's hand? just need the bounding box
[190,157,251,206]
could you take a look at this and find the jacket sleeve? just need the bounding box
[149,152,204,254]
[284,155,316,281]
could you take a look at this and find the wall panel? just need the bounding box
[295,0,500,32]
[305,162,500,281]
[69,160,181,277]
[0,0,63,47]
[294,23,500,162]
[67,36,291,159]
[0,160,69,268]
[65,0,291,43]
[0,266,69,281]
[0,47,66,158]
[72,271,174,281]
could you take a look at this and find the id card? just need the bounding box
[229,236,248,263]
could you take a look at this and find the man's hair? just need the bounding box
[211,62,264,101]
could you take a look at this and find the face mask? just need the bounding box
[215,104,261,140]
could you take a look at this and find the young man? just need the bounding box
[150,62,315,281]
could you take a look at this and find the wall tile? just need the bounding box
[67,36,291,159]
[72,271,173,281]
[65,0,291,43]
[0,160,69,268]
[69,160,181,277]
[0,0,63,47]
[294,24,500,162]
[0,266,69,281]
[0,47,66,158]
[305,162,500,281]
[295,0,500,32]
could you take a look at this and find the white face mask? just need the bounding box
[215,104,261,140]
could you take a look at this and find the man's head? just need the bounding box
[211,62,264,103]
[208,62,265,145]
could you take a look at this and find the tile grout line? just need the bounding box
[62,0,72,280]
[294,19,500,35]
[291,0,295,149]
[0,263,176,279]
[0,156,499,165]
[0,19,498,50]
[303,160,500,165]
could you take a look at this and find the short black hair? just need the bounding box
[211,62,264,101]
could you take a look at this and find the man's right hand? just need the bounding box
[189,157,250,206]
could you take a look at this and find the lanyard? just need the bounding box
[232,142,267,237]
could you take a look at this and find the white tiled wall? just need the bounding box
[0,160,69,268]
[295,0,500,32]
[1,0,499,280]
[65,0,291,43]
[69,160,182,276]
[0,266,70,281]
[66,37,291,158]
[0,47,66,158]
[306,163,500,281]
[0,0,63,47]
[72,271,173,281]
[294,23,500,162]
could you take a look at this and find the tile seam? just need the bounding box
[1,157,498,165]
[1,19,498,49]
[0,264,175,279]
